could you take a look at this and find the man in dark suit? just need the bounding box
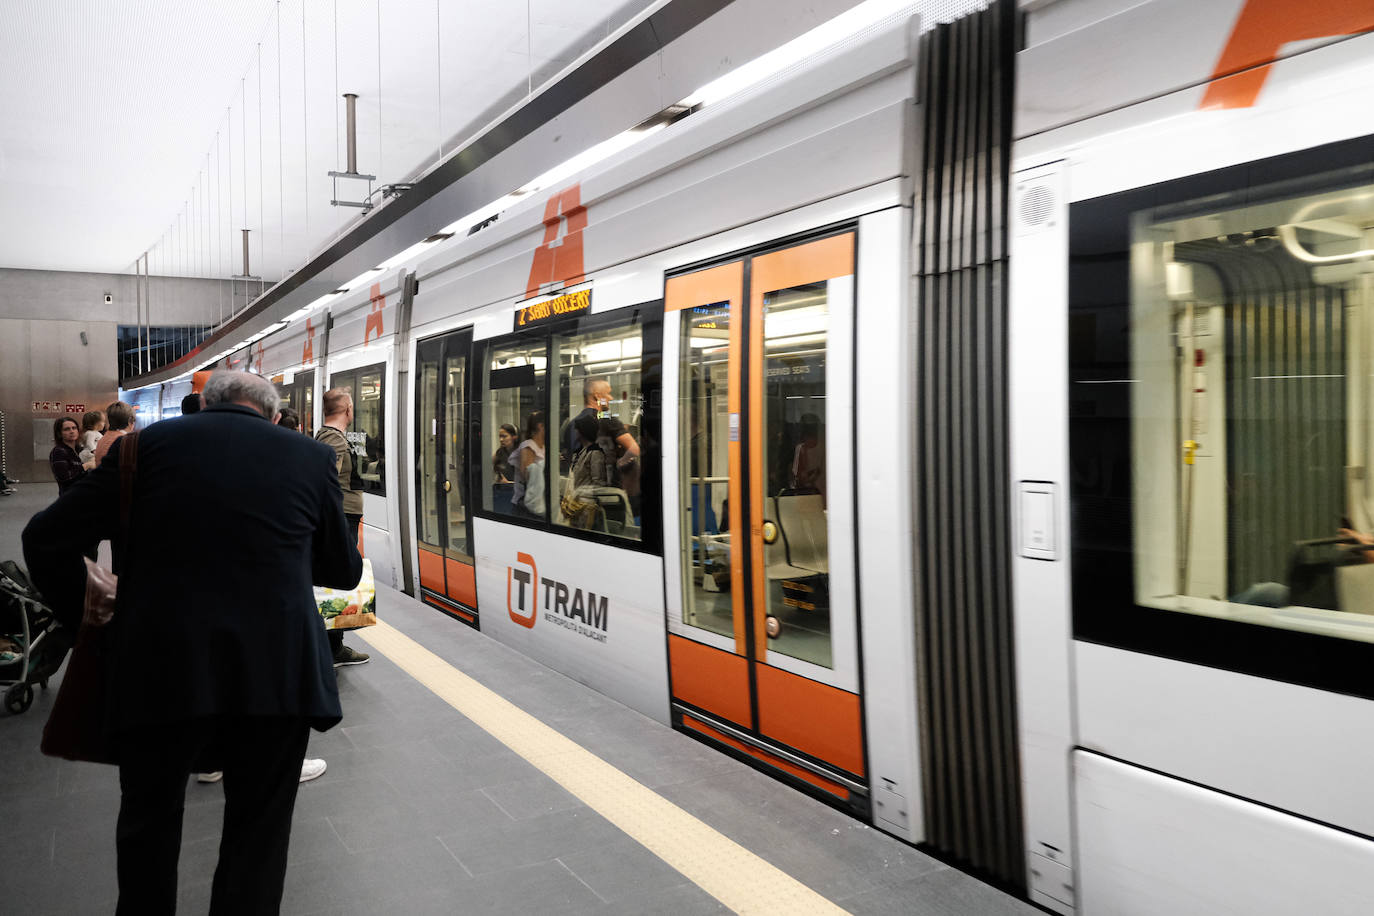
[23,370,362,915]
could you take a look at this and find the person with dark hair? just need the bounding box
[92,400,135,465]
[493,423,519,482]
[22,370,361,913]
[181,392,202,416]
[491,422,520,515]
[316,387,369,667]
[48,416,86,495]
[78,410,106,465]
[563,413,610,529]
[510,411,546,518]
[277,407,300,431]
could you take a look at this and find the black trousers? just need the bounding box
[115,716,311,916]
[328,513,364,653]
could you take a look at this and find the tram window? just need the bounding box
[552,323,645,541]
[329,364,386,496]
[761,281,832,669]
[416,347,443,550]
[483,341,547,519]
[679,302,734,640]
[1075,166,1374,648]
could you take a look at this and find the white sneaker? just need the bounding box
[197,771,223,784]
[299,758,327,783]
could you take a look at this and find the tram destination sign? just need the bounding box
[514,288,591,330]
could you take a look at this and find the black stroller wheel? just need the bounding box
[4,684,33,714]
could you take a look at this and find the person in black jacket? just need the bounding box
[22,370,362,916]
[47,416,87,494]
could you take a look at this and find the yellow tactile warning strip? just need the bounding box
[356,620,849,915]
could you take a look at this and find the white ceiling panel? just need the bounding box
[0,0,652,279]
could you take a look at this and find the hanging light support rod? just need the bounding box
[329,92,375,210]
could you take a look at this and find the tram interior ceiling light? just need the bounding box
[329,92,377,212]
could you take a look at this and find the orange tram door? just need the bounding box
[414,329,479,624]
[665,232,867,813]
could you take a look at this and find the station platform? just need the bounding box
[0,482,1036,915]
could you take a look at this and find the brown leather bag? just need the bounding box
[40,430,139,764]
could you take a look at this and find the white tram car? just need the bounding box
[127,2,1374,912]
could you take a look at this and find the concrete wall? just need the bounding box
[0,318,120,485]
[0,267,244,327]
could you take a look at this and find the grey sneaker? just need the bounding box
[333,644,370,667]
[299,758,327,783]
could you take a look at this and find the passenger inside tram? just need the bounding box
[491,423,519,515]
[1122,172,1374,641]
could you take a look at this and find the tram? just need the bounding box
[123,1,1374,911]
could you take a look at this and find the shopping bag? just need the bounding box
[315,558,377,630]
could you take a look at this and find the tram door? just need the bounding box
[667,232,866,807]
[415,329,478,624]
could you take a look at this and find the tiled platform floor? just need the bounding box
[0,480,1036,915]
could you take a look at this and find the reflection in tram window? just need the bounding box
[444,354,468,556]
[483,341,547,519]
[761,282,832,669]
[330,364,386,496]
[1085,169,1374,645]
[275,370,315,437]
[679,302,734,639]
[553,324,644,541]
[416,346,443,550]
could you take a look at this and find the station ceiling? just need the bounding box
[0,0,651,279]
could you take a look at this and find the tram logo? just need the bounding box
[525,183,587,298]
[302,317,315,366]
[508,552,539,629]
[364,283,386,346]
[505,551,609,641]
[1203,0,1374,109]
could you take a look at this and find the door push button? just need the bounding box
[1019,481,1057,561]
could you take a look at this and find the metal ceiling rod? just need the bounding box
[345,93,359,174]
[330,92,376,211]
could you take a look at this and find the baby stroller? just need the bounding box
[0,560,70,715]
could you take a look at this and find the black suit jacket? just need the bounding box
[23,403,362,733]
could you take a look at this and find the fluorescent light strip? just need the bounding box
[678,0,914,108]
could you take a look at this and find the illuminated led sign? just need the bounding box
[514,288,592,331]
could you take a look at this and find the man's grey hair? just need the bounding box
[202,370,281,419]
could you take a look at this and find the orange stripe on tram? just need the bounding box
[681,714,850,801]
[1200,0,1374,110]
[755,665,865,777]
[418,547,445,594]
[669,636,753,728]
[445,559,477,608]
[664,261,744,313]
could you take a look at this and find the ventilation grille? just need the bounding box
[1017,183,1056,229]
